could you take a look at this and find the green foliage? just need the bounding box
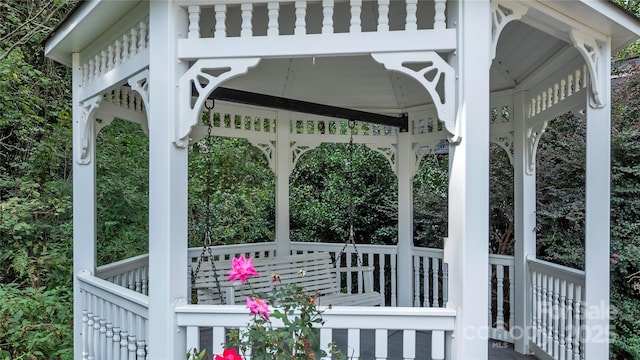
[290,143,397,245]
[96,120,150,265]
[189,135,275,247]
[413,153,448,248]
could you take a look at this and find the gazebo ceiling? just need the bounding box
[219,20,574,114]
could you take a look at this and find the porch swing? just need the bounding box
[190,96,383,306]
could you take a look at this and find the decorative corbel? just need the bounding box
[570,29,605,108]
[372,52,456,141]
[291,142,321,175]
[490,134,514,166]
[490,1,528,61]
[127,69,150,135]
[76,95,103,164]
[525,121,548,175]
[248,139,277,174]
[365,144,397,176]
[177,58,261,147]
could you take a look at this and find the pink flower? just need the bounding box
[215,348,243,360]
[246,297,270,320]
[611,253,619,264]
[226,255,260,284]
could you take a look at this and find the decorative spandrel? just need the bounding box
[570,29,605,109]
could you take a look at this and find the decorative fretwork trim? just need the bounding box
[413,139,446,176]
[177,58,261,147]
[569,29,604,108]
[127,70,149,135]
[291,142,321,175]
[366,144,397,176]
[371,52,456,141]
[248,140,276,174]
[490,134,514,166]
[77,95,103,165]
[525,121,548,175]
[490,1,527,61]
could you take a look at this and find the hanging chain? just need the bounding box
[335,120,362,267]
[191,102,225,304]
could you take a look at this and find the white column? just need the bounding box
[147,2,188,358]
[276,111,291,256]
[583,38,611,359]
[444,0,491,357]
[513,91,536,354]
[397,131,414,307]
[72,52,97,360]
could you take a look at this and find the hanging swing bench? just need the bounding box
[189,92,390,307]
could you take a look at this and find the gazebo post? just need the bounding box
[513,91,537,354]
[71,52,98,360]
[444,0,491,357]
[397,130,414,307]
[147,2,188,357]
[276,111,291,256]
[583,38,612,359]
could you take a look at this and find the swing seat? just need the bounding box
[192,252,382,306]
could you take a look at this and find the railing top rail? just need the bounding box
[489,253,516,266]
[175,304,456,330]
[96,253,149,279]
[412,247,444,258]
[290,241,398,255]
[527,255,585,286]
[77,270,149,317]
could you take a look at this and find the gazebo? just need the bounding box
[45,0,640,359]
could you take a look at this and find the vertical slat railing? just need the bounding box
[182,0,448,39]
[527,256,585,360]
[78,270,149,360]
[176,305,455,360]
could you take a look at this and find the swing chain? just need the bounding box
[335,120,362,267]
[190,103,225,304]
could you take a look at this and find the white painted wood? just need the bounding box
[147,2,188,358]
[276,111,291,256]
[583,36,611,359]
[396,132,413,306]
[402,329,415,359]
[73,52,97,360]
[348,328,360,358]
[444,1,491,358]
[432,330,445,360]
[375,328,387,359]
[513,90,536,354]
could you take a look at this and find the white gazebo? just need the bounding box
[45,0,640,359]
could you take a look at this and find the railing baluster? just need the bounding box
[546,274,553,353]
[267,2,279,36]
[390,254,397,306]
[322,0,334,34]
[403,329,416,359]
[350,0,362,33]
[553,277,560,357]
[241,3,253,37]
[377,0,390,32]
[348,329,360,358]
[431,330,445,360]
[573,286,581,360]
[375,328,388,359]
[559,279,566,360]
[188,6,201,39]
[128,335,137,360]
[434,0,447,29]
[432,257,440,307]
[295,1,306,35]
[496,265,504,330]
[320,328,332,360]
[566,283,574,359]
[413,256,420,306]
[536,271,543,347]
[215,5,227,38]
[406,0,417,31]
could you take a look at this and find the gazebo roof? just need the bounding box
[46,1,640,116]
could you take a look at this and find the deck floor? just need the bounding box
[200,329,536,359]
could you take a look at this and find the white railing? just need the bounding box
[489,254,515,343]
[175,303,455,360]
[183,0,447,40]
[98,242,514,341]
[78,270,149,359]
[81,18,149,87]
[527,63,588,122]
[528,256,585,360]
[290,242,397,306]
[97,253,149,296]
